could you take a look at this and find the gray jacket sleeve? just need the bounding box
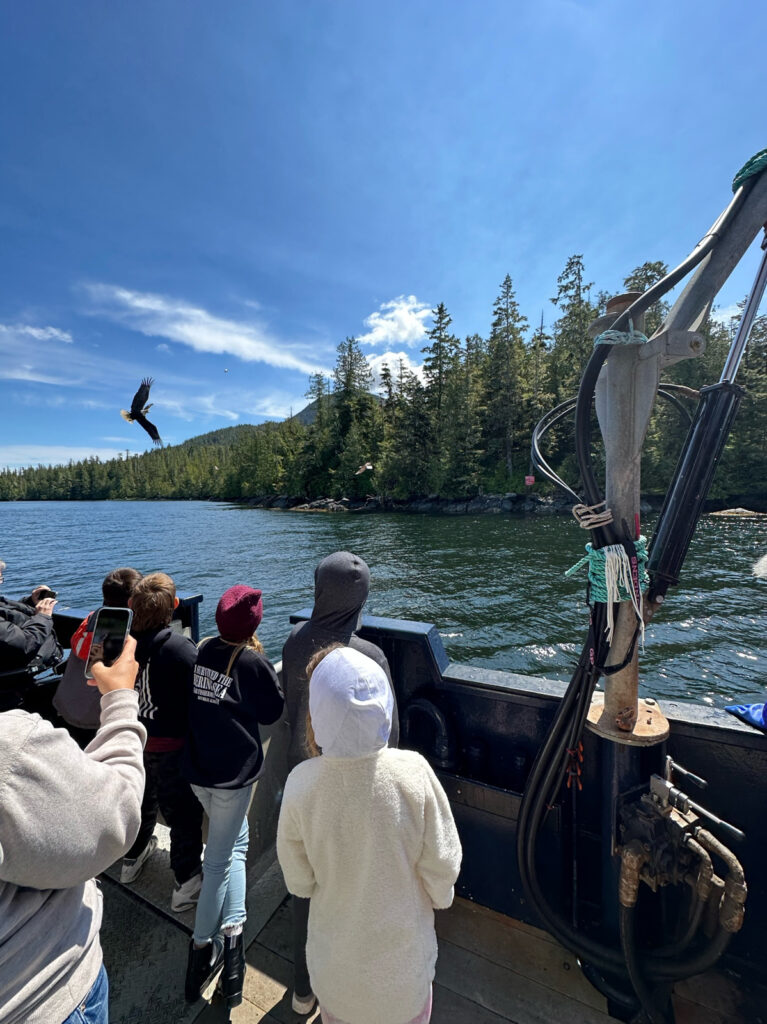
[0,689,146,890]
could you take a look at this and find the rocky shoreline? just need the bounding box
[240,492,661,516]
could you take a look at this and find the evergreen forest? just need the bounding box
[2,258,766,505]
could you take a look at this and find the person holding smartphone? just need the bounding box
[54,568,143,748]
[0,633,145,1024]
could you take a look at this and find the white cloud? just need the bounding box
[366,350,425,389]
[710,303,741,325]
[81,283,326,375]
[159,392,239,423]
[357,295,432,348]
[0,323,72,344]
[249,391,309,419]
[0,323,79,385]
[0,445,135,470]
[156,342,171,353]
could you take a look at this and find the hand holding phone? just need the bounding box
[88,634,139,695]
[84,607,134,680]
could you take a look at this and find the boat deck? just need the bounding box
[102,827,759,1024]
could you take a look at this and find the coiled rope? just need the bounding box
[732,147,767,193]
[593,318,649,347]
[566,537,649,645]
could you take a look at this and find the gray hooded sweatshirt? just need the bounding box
[0,690,146,1024]
[281,551,399,770]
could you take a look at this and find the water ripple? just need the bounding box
[1,502,765,707]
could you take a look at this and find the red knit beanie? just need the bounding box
[215,585,263,642]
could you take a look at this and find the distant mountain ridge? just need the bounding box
[178,393,379,449]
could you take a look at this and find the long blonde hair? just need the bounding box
[304,642,345,758]
[198,634,264,654]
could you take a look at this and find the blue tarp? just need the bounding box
[725,702,767,732]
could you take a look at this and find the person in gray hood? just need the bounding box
[0,635,145,1024]
[281,550,399,1015]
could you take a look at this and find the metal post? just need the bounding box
[719,231,767,383]
[587,293,669,745]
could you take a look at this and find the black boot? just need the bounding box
[221,931,245,1009]
[184,937,224,1003]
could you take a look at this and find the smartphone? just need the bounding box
[84,607,133,679]
[37,588,57,600]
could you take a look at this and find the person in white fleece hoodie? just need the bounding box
[277,645,462,1024]
[0,635,146,1024]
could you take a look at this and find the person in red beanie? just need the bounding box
[181,585,284,1010]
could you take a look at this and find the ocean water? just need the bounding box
[1,500,765,706]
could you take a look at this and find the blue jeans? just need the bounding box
[62,964,109,1024]
[191,783,253,943]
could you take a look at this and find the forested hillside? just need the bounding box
[2,258,765,504]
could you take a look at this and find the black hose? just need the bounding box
[619,905,674,1024]
[578,960,638,1012]
[531,389,693,507]
[646,927,732,981]
[519,183,752,991]
[654,885,704,959]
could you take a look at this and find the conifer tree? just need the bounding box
[483,274,529,482]
[623,261,669,337]
[422,303,460,420]
[549,254,598,403]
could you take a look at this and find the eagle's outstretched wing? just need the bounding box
[133,410,162,446]
[130,377,154,417]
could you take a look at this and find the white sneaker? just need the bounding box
[172,870,203,912]
[291,991,317,1015]
[120,835,158,884]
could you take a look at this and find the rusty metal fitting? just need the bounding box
[720,874,748,933]
[703,875,725,939]
[615,705,637,731]
[683,834,714,901]
[619,840,647,907]
[696,828,747,934]
[696,828,746,885]
[719,892,747,933]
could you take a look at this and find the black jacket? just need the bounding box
[0,596,60,675]
[182,638,284,789]
[134,626,197,740]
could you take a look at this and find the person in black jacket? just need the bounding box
[280,550,400,1015]
[119,573,204,912]
[182,584,284,1010]
[0,560,61,711]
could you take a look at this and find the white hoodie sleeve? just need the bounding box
[416,760,462,909]
[276,790,317,899]
[0,689,146,890]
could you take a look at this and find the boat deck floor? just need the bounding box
[101,827,761,1024]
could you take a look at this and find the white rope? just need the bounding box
[601,545,645,647]
[572,501,614,529]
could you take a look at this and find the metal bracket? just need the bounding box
[637,329,706,368]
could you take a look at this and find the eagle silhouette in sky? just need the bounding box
[121,377,162,445]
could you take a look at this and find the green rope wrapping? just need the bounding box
[732,148,767,193]
[593,318,649,348]
[565,536,649,603]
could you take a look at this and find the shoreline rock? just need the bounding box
[238,493,664,517]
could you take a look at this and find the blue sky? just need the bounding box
[1,0,765,468]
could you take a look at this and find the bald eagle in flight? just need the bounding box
[121,377,162,445]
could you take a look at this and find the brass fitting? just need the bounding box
[619,840,648,908]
